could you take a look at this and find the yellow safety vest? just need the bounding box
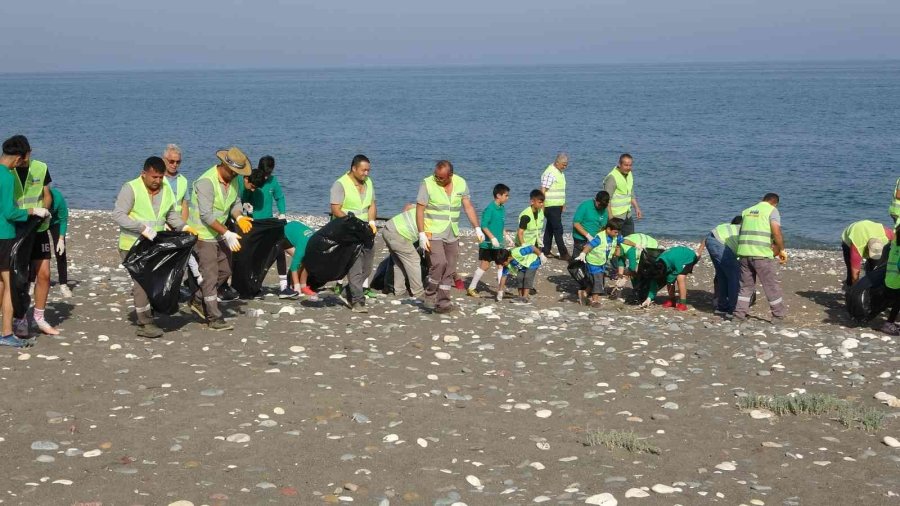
[737,201,776,258]
[620,233,658,255]
[841,220,888,257]
[423,174,467,236]
[586,231,617,267]
[887,237,900,289]
[510,245,539,271]
[541,164,566,207]
[187,166,239,241]
[13,160,50,232]
[118,177,176,251]
[390,208,418,242]
[890,177,900,218]
[164,173,189,204]
[337,173,373,217]
[712,223,740,252]
[606,167,634,217]
[517,207,545,247]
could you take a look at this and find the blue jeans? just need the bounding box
[705,235,739,313]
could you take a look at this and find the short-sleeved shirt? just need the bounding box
[480,201,505,249]
[16,166,51,188]
[330,178,374,216]
[284,221,314,272]
[660,246,699,284]
[572,199,608,241]
[417,180,470,242]
[769,207,782,225]
[518,208,542,230]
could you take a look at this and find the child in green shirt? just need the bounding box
[467,184,509,298]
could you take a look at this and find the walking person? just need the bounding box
[162,144,189,222]
[186,147,253,330]
[467,184,509,297]
[602,153,643,237]
[733,193,787,322]
[48,186,71,297]
[0,136,49,347]
[330,155,377,312]
[416,160,484,313]
[382,205,425,298]
[540,152,569,260]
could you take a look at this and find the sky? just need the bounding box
[1,0,899,72]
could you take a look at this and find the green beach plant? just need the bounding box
[737,392,887,431]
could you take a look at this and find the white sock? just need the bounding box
[294,284,303,292]
[362,277,370,289]
[469,268,485,290]
[279,275,288,290]
[497,268,503,286]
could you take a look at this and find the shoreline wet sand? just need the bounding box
[1,210,898,505]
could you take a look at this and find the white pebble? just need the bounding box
[434,352,452,360]
[273,407,285,415]
[584,492,617,505]
[816,347,833,356]
[535,409,552,418]
[383,434,399,443]
[884,436,900,448]
[289,346,305,353]
[417,438,428,448]
[466,475,483,488]
[714,461,736,471]
[625,488,650,498]
[651,484,676,494]
[82,449,102,458]
[226,433,250,443]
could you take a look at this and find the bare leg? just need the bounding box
[0,270,12,336]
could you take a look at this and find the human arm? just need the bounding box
[848,244,863,284]
[462,195,479,230]
[602,176,617,217]
[517,215,530,245]
[194,179,229,236]
[632,196,642,219]
[696,237,706,258]
[112,184,144,234]
[0,176,29,223]
[55,192,69,236]
[165,200,187,231]
[771,222,785,259]
[540,171,555,195]
[272,177,286,215]
[329,181,347,218]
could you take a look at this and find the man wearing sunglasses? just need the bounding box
[162,144,189,222]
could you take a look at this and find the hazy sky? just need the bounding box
[2,0,898,72]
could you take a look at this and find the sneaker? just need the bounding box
[13,318,29,338]
[136,323,164,338]
[59,285,73,298]
[35,319,59,336]
[0,335,31,348]
[300,286,319,301]
[675,303,688,311]
[351,302,368,313]
[253,291,266,300]
[881,321,900,336]
[332,283,344,295]
[278,287,300,300]
[364,288,378,299]
[190,300,207,320]
[453,279,465,290]
[219,285,239,301]
[466,288,478,297]
[208,318,233,331]
[661,299,676,308]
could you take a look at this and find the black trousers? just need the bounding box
[49,223,68,285]
[542,206,568,257]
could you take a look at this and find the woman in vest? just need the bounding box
[697,216,743,317]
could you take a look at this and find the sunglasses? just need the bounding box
[165,159,182,165]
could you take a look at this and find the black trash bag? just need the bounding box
[122,232,197,315]
[229,218,286,298]
[10,217,43,318]
[632,247,667,302]
[846,265,890,322]
[305,214,375,290]
[371,256,394,293]
[567,259,591,291]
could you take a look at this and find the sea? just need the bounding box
[2,61,899,248]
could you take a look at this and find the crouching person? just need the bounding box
[640,245,700,311]
[574,218,624,307]
[499,245,544,302]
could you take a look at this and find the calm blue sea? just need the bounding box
[2,62,899,248]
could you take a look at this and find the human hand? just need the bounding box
[56,237,65,255]
[539,253,548,265]
[369,221,377,235]
[141,226,157,241]
[639,297,653,308]
[575,252,586,263]
[474,227,485,242]
[242,203,254,215]
[236,216,253,234]
[30,207,50,218]
[490,237,500,248]
[418,232,431,252]
[182,225,198,235]
[223,230,242,252]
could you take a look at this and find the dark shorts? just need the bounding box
[478,247,504,263]
[590,271,607,295]
[513,268,537,290]
[30,230,52,261]
[680,258,699,276]
[0,238,13,270]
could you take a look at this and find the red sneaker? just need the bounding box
[454,279,465,290]
[675,303,688,311]
[661,299,676,308]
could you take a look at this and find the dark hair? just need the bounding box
[731,215,743,225]
[606,217,624,232]
[493,183,510,198]
[248,169,267,188]
[529,189,545,201]
[618,153,633,165]
[258,155,275,176]
[496,249,511,264]
[2,135,31,156]
[595,190,610,208]
[435,160,453,172]
[143,156,166,174]
[763,193,780,204]
[351,154,370,169]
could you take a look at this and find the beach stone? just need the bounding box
[841,338,859,349]
[625,488,650,498]
[443,335,460,343]
[168,501,194,506]
[651,484,677,494]
[750,410,773,419]
[715,461,736,471]
[417,438,428,448]
[584,492,617,505]
[535,409,552,418]
[36,455,55,463]
[466,475,483,488]
[200,388,224,397]
[226,433,250,443]
[816,347,833,356]
[289,346,305,353]
[52,479,73,485]
[662,402,679,410]
[435,352,452,360]
[31,441,59,451]
[383,434,399,443]
[884,436,900,448]
[83,449,102,458]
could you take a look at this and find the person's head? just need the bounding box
[529,189,545,210]
[349,154,370,182]
[606,217,624,238]
[867,238,885,260]
[731,215,743,225]
[763,193,780,206]
[1,135,31,169]
[617,153,633,173]
[163,143,182,176]
[496,249,512,266]
[493,183,510,204]
[216,146,252,183]
[141,156,167,191]
[243,175,257,192]
[594,190,610,210]
[258,155,275,178]
[433,160,454,187]
[554,152,569,170]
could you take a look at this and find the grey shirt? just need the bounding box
[416,180,471,243]
[602,170,636,218]
[113,182,186,236]
[769,207,781,225]
[330,178,373,217]
[194,178,242,239]
[165,174,187,204]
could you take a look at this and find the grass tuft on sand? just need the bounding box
[738,393,887,431]
[585,429,661,455]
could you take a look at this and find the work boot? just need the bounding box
[207,318,234,331]
[466,288,478,297]
[136,323,164,338]
[218,284,239,301]
[190,300,207,320]
[351,301,368,313]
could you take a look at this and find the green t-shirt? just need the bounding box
[660,246,699,284]
[479,201,506,249]
[0,165,30,239]
[284,221,314,272]
[242,175,286,219]
[49,187,69,236]
[572,199,608,241]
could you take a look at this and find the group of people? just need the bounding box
[9,133,900,348]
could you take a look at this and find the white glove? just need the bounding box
[585,233,595,241]
[141,226,157,241]
[496,291,504,301]
[639,297,653,308]
[539,253,548,264]
[30,207,50,218]
[490,237,500,248]
[277,214,286,220]
[475,227,486,242]
[56,237,65,255]
[575,252,586,263]
[242,203,254,215]
[615,277,627,289]
[223,230,242,252]
[418,232,431,252]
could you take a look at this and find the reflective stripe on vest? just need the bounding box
[737,201,775,258]
[423,174,467,236]
[187,166,239,241]
[712,223,740,251]
[165,174,188,203]
[541,164,566,207]
[390,208,418,242]
[607,167,633,217]
[620,233,657,255]
[511,246,539,270]
[586,232,616,267]
[337,173,373,217]
[517,207,545,247]
[887,238,900,289]
[890,177,900,217]
[13,160,50,232]
[118,177,176,251]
